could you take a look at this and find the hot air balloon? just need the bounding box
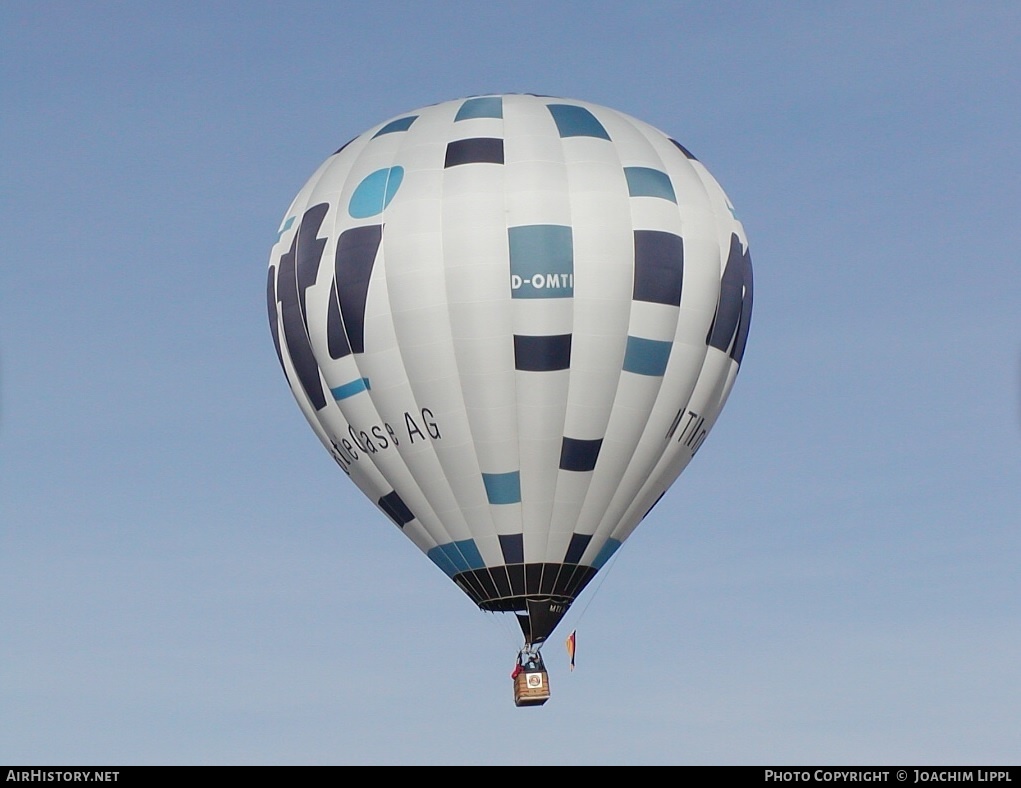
[266,94,752,700]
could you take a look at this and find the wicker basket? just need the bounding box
[513,669,551,707]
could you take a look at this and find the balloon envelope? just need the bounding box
[267,95,752,643]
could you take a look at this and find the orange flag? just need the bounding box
[566,630,576,671]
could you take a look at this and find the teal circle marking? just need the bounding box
[349,167,404,219]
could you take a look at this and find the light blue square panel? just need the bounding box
[509,224,573,299]
[592,538,622,569]
[625,167,677,202]
[455,96,503,120]
[483,471,522,504]
[622,336,672,376]
[547,104,610,140]
[331,377,371,400]
[372,116,418,137]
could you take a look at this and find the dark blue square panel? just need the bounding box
[633,230,684,306]
[514,334,572,371]
[669,138,697,160]
[560,437,602,472]
[564,533,592,564]
[379,490,414,528]
[706,233,753,364]
[499,533,524,564]
[444,138,504,167]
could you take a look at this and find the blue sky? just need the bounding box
[2,1,1019,765]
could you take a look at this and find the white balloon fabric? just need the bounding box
[267,95,752,644]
